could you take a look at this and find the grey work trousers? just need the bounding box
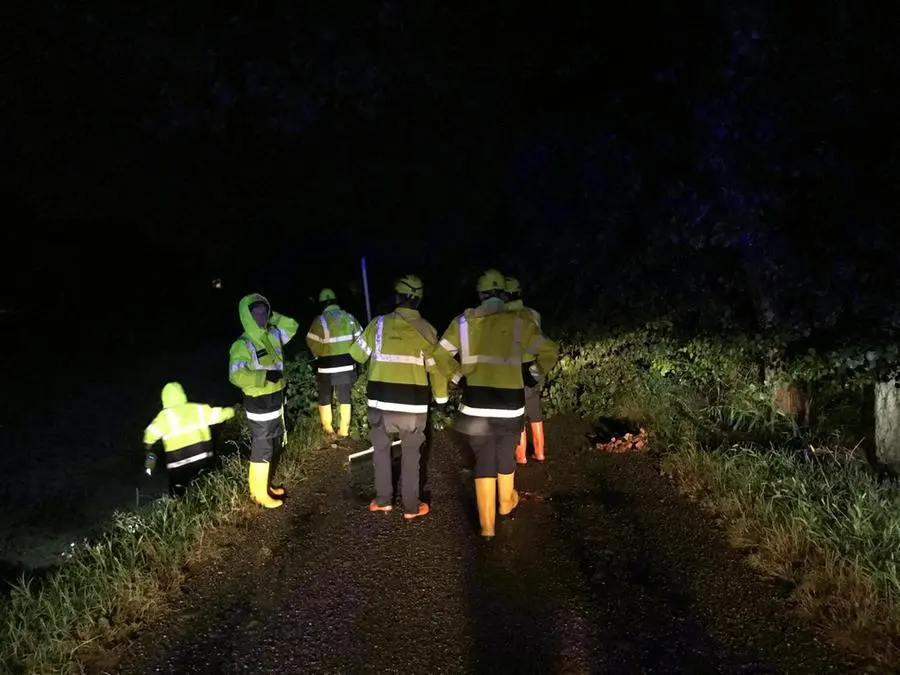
[368,408,427,515]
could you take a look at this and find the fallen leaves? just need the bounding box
[594,428,649,453]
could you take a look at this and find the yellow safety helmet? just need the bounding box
[394,274,424,299]
[505,276,521,294]
[476,268,506,294]
[318,288,337,303]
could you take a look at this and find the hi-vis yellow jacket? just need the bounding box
[505,298,541,363]
[143,382,234,468]
[435,297,558,419]
[305,303,362,375]
[350,307,449,415]
[228,293,299,421]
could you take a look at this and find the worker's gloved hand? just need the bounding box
[524,363,541,387]
[144,452,157,477]
[222,406,236,420]
[265,370,284,383]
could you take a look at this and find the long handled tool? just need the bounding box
[348,438,401,461]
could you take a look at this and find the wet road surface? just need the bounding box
[108,418,862,674]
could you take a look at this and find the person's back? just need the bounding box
[504,276,549,462]
[359,308,440,411]
[350,275,446,519]
[306,288,361,437]
[143,382,235,497]
[435,269,558,538]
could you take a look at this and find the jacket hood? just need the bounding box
[506,299,524,310]
[239,293,270,343]
[161,382,188,408]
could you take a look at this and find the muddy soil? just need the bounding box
[100,418,865,674]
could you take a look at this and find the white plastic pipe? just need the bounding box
[361,257,372,323]
[348,438,402,461]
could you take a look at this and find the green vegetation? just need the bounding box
[5,317,899,671]
[543,320,900,666]
[0,413,323,675]
[0,353,448,674]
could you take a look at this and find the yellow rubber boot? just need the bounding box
[318,405,335,434]
[474,477,496,538]
[497,473,519,516]
[249,462,283,508]
[338,403,351,437]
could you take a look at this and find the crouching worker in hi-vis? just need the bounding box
[504,276,548,463]
[306,288,362,438]
[143,382,235,497]
[349,275,448,520]
[434,269,558,538]
[229,293,299,508]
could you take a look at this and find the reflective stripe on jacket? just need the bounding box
[228,294,299,405]
[143,383,235,468]
[350,307,448,414]
[506,300,541,363]
[306,305,361,374]
[435,298,558,419]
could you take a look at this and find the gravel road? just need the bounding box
[106,417,864,674]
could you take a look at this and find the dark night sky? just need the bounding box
[3,3,898,337]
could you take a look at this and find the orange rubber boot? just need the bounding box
[515,428,528,465]
[531,421,546,461]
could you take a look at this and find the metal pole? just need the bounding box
[348,438,401,461]
[361,257,372,323]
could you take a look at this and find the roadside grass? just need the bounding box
[662,442,900,667]
[0,413,323,675]
[544,326,900,667]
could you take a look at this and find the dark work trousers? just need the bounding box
[267,433,285,487]
[317,372,354,405]
[167,458,211,498]
[248,414,285,463]
[368,408,427,514]
[245,391,285,465]
[524,384,542,422]
[469,433,519,478]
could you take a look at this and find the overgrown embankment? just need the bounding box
[0,411,323,675]
[543,320,900,666]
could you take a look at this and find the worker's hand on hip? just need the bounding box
[265,370,284,383]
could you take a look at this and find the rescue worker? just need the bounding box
[305,288,362,437]
[228,293,299,509]
[433,269,558,538]
[504,276,547,463]
[143,382,235,497]
[349,274,448,520]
